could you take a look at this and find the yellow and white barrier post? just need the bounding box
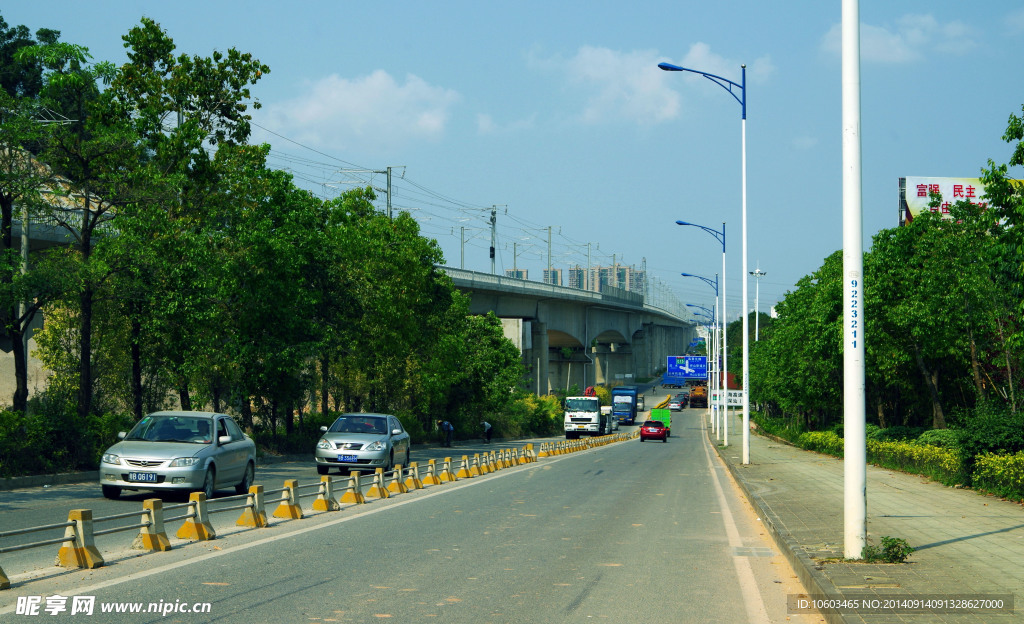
[57,509,104,569]
[313,476,341,511]
[237,484,269,528]
[439,457,457,482]
[365,468,390,499]
[340,471,366,504]
[456,455,473,479]
[273,479,304,519]
[388,465,409,494]
[405,462,425,490]
[177,492,216,541]
[134,498,171,552]
[421,459,442,486]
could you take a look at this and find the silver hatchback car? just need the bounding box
[99,411,256,500]
[315,413,411,474]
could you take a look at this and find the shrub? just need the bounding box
[954,406,1024,485]
[972,451,1024,502]
[797,431,844,457]
[866,439,962,484]
[862,536,914,563]
[914,428,958,448]
[866,425,925,442]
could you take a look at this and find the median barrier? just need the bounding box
[133,499,171,552]
[273,480,304,520]
[388,465,409,495]
[176,493,215,541]
[312,476,341,511]
[405,462,424,490]
[339,471,366,504]
[421,459,442,486]
[439,457,457,482]
[1,439,610,590]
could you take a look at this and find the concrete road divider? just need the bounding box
[364,468,390,499]
[340,471,366,504]
[388,465,409,494]
[313,476,341,511]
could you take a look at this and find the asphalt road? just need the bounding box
[1,400,820,623]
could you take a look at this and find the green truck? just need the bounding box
[649,408,671,437]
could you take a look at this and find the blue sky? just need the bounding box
[5,2,1023,320]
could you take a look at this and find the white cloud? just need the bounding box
[532,45,680,125]
[820,14,978,63]
[1008,8,1024,35]
[792,135,818,150]
[259,70,461,150]
[476,112,536,135]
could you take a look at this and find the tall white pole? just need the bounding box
[751,268,766,340]
[740,67,750,464]
[720,251,728,447]
[842,0,867,560]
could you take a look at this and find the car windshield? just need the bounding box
[565,398,599,411]
[328,416,388,435]
[125,415,213,444]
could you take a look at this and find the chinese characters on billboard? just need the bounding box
[898,176,992,225]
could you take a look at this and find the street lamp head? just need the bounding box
[675,220,691,226]
[658,62,685,72]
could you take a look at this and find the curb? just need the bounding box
[709,428,850,624]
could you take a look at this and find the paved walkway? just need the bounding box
[709,410,1022,624]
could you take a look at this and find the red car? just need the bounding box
[639,420,668,442]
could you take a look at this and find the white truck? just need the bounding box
[564,396,610,439]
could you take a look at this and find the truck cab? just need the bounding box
[610,386,639,425]
[564,396,608,439]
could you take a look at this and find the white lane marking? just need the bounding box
[701,417,771,624]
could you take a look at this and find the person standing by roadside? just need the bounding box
[438,420,454,447]
[481,421,493,443]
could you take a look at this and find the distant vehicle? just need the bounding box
[689,384,709,408]
[661,374,685,389]
[602,406,620,431]
[649,408,672,436]
[564,395,610,439]
[315,413,410,474]
[639,420,668,442]
[99,411,256,500]
[636,395,645,411]
[611,386,640,425]
[668,398,682,411]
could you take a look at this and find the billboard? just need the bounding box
[898,176,1013,225]
[667,355,707,380]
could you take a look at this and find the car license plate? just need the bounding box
[576,425,586,429]
[128,472,158,483]
[337,454,358,462]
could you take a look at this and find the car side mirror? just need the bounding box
[391,428,402,435]
[218,435,232,445]
[117,431,126,440]
[320,426,328,432]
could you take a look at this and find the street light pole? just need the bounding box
[660,61,750,464]
[680,270,725,445]
[750,267,766,340]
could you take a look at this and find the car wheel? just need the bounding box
[404,448,410,467]
[640,437,645,442]
[201,467,215,500]
[235,462,254,495]
[102,485,120,500]
[387,451,395,473]
[317,465,330,476]
[662,437,667,443]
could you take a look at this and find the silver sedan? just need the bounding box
[315,413,411,474]
[99,411,256,499]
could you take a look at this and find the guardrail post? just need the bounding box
[340,471,366,504]
[365,468,390,499]
[439,457,457,482]
[456,455,473,479]
[313,476,341,511]
[57,509,104,569]
[177,492,216,541]
[388,465,409,494]
[0,565,8,590]
[421,460,441,486]
[469,454,482,476]
[405,462,424,490]
[274,479,304,519]
[133,498,171,552]
[525,443,537,462]
[237,485,269,528]
[517,447,528,465]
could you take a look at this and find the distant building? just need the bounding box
[505,268,528,280]
[543,268,562,286]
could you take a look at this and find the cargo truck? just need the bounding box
[563,395,610,439]
[610,386,639,425]
[689,384,708,408]
[649,407,672,436]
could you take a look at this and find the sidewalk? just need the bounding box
[710,411,1022,624]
